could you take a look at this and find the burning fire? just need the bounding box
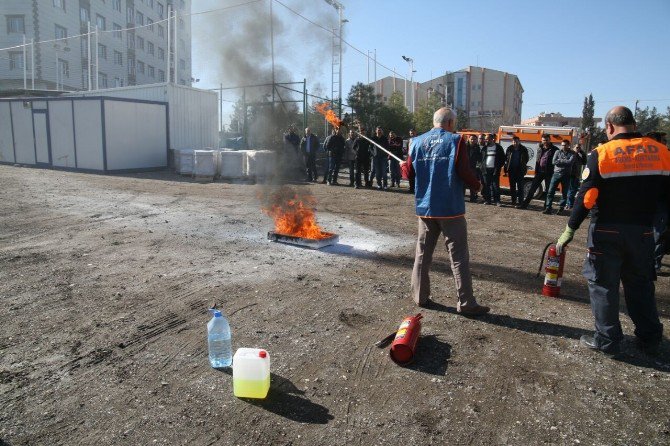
[261,186,330,240]
[315,103,343,129]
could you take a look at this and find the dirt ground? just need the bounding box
[1,164,669,446]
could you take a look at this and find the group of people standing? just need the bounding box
[465,132,587,214]
[283,125,408,191]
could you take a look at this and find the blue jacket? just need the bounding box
[410,128,465,218]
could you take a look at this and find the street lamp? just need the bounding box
[324,0,345,118]
[402,55,414,113]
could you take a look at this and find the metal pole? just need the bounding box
[355,131,401,162]
[303,79,307,131]
[174,8,178,84]
[270,0,275,103]
[23,35,27,89]
[242,87,247,149]
[393,68,396,93]
[219,83,223,134]
[411,59,415,113]
[338,7,343,119]
[95,26,99,89]
[367,51,370,84]
[87,21,92,90]
[373,49,377,85]
[31,38,35,90]
[167,5,171,82]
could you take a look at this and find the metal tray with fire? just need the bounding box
[267,231,339,249]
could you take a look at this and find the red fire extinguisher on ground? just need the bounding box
[537,242,566,297]
[389,313,423,365]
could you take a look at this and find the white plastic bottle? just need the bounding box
[207,309,232,368]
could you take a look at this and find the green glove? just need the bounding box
[556,225,575,255]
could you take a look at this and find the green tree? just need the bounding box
[346,82,383,130]
[635,106,662,135]
[412,95,443,134]
[377,91,413,135]
[456,109,469,131]
[581,94,605,150]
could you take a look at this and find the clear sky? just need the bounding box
[192,0,670,125]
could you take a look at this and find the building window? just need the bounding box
[137,60,145,74]
[128,58,135,75]
[114,50,123,65]
[126,7,134,24]
[80,36,88,57]
[147,41,154,56]
[58,59,69,78]
[179,58,185,70]
[55,25,68,40]
[99,72,108,88]
[147,18,153,31]
[82,68,89,89]
[113,23,122,39]
[112,0,121,12]
[157,24,164,38]
[148,65,155,78]
[136,11,144,26]
[127,33,135,49]
[53,0,66,11]
[157,2,164,19]
[96,14,106,30]
[9,52,24,70]
[157,47,164,60]
[137,36,144,51]
[98,43,107,59]
[80,8,90,23]
[179,79,186,86]
[158,69,165,82]
[6,15,25,34]
[114,77,124,87]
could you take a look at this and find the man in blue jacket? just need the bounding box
[406,107,490,315]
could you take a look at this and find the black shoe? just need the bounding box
[542,208,552,214]
[579,335,620,356]
[321,179,328,184]
[555,207,564,215]
[484,201,492,205]
[516,203,528,209]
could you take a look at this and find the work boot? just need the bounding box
[457,304,490,317]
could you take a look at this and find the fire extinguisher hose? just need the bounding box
[537,242,553,277]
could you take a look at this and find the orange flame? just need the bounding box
[261,187,331,240]
[315,102,342,129]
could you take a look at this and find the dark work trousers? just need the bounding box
[521,171,550,207]
[470,170,483,202]
[373,156,388,188]
[346,160,356,185]
[304,152,317,181]
[653,202,668,270]
[327,154,342,184]
[483,168,500,203]
[355,157,371,187]
[508,171,525,204]
[389,159,401,186]
[583,223,662,351]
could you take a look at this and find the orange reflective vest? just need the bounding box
[596,136,670,178]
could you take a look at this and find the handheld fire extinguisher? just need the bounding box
[388,313,423,365]
[537,242,566,297]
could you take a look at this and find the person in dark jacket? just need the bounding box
[565,143,587,210]
[324,127,345,185]
[516,135,559,209]
[480,133,506,205]
[371,127,390,190]
[467,135,483,202]
[300,127,320,182]
[353,128,372,188]
[543,140,575,214]
[388,131,404,187]
[503,136,530,206]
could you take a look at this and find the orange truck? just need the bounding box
[495,125,579,198]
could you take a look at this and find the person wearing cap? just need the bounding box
[555,106,670,356]
[405,107,489,316]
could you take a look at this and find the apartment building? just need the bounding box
[521,112,600,128]
[0,0,192,91]
[372,67,523,130]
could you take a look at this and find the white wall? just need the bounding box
[10,101,35,164]
[0,102,14,162]
[73,100,105,170]
[49,101,77,168]
[104,100,167,170]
